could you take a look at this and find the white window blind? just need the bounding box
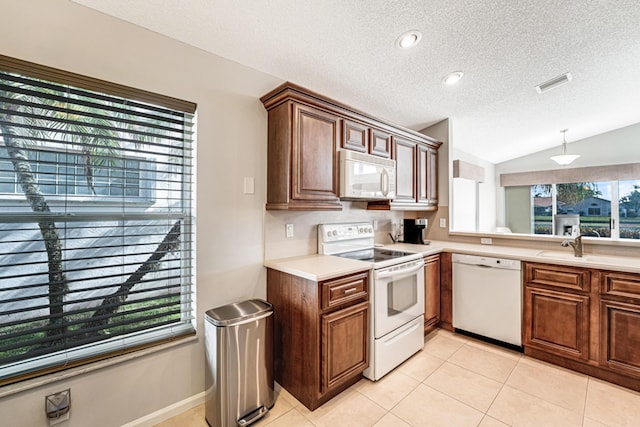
[0,55,196,385]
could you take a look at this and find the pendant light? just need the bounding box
[550,129,580,165]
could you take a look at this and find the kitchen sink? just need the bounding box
[535,251,634,267]
[535,250,579,260]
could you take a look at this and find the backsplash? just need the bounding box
[263,201,404,260]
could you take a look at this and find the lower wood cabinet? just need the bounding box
[523,286,590,361]
[266,268,369,410]
[423,254,441,334]
[321,301,369,393]
[523,262,640,393]
[600,299,640,377]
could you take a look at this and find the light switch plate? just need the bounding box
[439,218,447,228]
[481,237,493,245]
[243,177,255,194]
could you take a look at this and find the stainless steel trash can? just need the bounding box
[204,299,275,427]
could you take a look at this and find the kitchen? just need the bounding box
[1,1,640,427]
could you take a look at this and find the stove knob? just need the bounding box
[332,230,337,236]
[326,231,331,238]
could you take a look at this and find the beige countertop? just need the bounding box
[384,240,640,273]
[265,240,640,280]
[264,254,372,281]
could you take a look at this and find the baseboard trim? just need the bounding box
[121,391,206,427]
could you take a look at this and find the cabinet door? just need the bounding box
[426,147,438,205]
[417,144,429,205]
[342,119,368,153]
[369,128,392,158]
[600,299,640,378]
[524,286,590,361]
[424,254,441,333]
[393,136,417,203]
[321,301,369,394]
[292,104,340,203]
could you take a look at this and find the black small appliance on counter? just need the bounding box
[403,218,429,244]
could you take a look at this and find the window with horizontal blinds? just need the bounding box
[0,56,196,385]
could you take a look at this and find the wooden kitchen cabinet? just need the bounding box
[438,252,453,331]
[388,136,439,211]
[522,262,640,393]
[266,268,369,410]
[261,82,440,211]
[392,137,417,204]
[523,263,592,361]
[261,94,341,210]
[321,301,369,393]
[342,119,368,153]
[524,286,591,361]
[423,254,441,334]
[369,127,392,158]
[599,271,640,378]
[341,120,392,158]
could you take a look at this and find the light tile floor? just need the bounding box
[155,329,640,427]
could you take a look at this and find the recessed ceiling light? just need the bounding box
[442,71,464,85]
[396,30,422,49]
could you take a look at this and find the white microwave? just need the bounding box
[339,150,396,200]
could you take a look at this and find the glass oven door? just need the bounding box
[373,258,425,338]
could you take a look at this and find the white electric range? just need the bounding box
[318,222,425,380]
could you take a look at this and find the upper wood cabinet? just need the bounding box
[262,97,341,210]
[390,136,439,211]
[369,128,392,158]
[261,82,441,210]
[342,119,368,153]
[393,137,417,204]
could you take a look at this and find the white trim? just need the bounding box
[121,391,205,427]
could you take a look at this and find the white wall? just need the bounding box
[0,1,281,426]
[450,149,496,233]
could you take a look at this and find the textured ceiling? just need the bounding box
[71,0,640,163]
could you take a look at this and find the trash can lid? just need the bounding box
[205,299,273,327]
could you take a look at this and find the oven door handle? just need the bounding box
[375,262,424,280]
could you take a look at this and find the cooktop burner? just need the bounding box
[334,248,417,263]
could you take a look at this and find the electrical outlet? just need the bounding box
[372,219,378,230]
[439,218,447,228]
[45,389,70,425]
[285,223,294,238]
[481,237,493,245]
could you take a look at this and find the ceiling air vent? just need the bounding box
[535,72,572,94]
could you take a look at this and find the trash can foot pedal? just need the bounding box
[238,405,268,426]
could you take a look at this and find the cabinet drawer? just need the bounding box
[321,271,368,310]
[601,272,640,300]
[525,262,590,292]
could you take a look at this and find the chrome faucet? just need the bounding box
[561,234,583,257]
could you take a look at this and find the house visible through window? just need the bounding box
[511,180,640,239]
[0,54,196,385]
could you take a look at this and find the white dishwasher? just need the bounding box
[452,254,522,348]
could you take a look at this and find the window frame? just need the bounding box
[0,54,196,385]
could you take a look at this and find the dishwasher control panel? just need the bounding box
[452,254,521,270]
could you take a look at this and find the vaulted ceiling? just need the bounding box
[72,0,640,163]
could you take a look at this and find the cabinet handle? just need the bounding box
[344,287,358,294]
